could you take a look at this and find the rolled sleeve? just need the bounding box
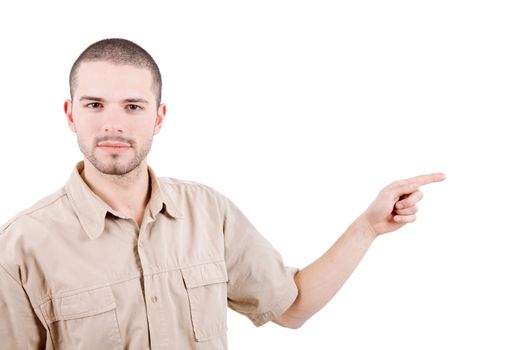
[218,193,299,326]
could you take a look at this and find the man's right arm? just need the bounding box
[0,264,46,349]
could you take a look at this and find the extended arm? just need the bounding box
[273,173,446,329]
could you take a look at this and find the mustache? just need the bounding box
[95,136,135,146]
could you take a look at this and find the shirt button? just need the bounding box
[151,296,158,303]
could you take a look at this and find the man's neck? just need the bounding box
[80,160,151,228]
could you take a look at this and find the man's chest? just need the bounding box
[23,214,229,349]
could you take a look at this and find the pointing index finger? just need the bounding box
[407,173,446,187]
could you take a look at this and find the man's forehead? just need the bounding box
[74,61,155,100]
[77,60,150,73]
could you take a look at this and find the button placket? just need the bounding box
[136,220,165,347]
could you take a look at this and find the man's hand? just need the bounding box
[274,172,446,329]
[359,173,446,237]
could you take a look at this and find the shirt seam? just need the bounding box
[250,282,299,327]
[0,261,23,287]
[158,178,211,187]
[0,188,67,232]
[158,178,223,197]
[34,260,227,307]
[233,272,298,326]
[0,251,47,324]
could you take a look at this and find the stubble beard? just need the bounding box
[78,134,153,176]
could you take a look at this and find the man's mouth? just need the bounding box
[97,141,132,153]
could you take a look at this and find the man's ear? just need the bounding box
[64,99,77,133]
[153,103,167,135]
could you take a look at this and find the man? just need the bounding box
[0,38,445,349]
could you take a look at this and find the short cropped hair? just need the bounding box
[69,38,162,106]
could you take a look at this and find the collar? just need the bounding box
[65,161,183,240]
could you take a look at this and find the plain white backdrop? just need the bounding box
[1,1,524,349]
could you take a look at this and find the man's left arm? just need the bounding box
[273,173,446,329]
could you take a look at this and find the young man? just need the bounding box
[0,38,445,349]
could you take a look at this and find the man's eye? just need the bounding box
[126,104,142,111]
[87,103,102,109]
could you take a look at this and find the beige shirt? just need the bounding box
[0,162,298,350]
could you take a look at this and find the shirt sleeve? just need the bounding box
[0,263,46,350]
[218,192,299,327]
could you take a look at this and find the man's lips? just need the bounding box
[97,141,132,153]
[97,142,131,147]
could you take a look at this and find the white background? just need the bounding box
[1,1,524,349]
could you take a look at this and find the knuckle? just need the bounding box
[406,183,418,192]
[385,183,397,192]
[398,179,409,186]
[383,187,395,197]
[396,206,418,215]
[390,179,407,189]
[400,198,413,207]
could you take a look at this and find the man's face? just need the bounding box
[65,61,165,175]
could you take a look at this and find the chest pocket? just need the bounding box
[40,286,122,350]
[181,260,229,342]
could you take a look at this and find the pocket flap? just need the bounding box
[181,261,228,289]
[41,286,116,323]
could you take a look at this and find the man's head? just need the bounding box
[64,38,166,176]
[69,38,162,107]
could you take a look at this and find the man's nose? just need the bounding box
[102,107,126,133]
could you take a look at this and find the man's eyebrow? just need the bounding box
[79,96,106,102]
[78,96,149,104]
[123,98,149,104]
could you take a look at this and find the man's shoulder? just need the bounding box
[0,187,67,236]
[157,177,230,211]
[158,176,213,188]
[0,186,67,280]
[158,176,222,195]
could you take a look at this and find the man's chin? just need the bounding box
[89,159,141,176]
[100,165,137,176]
[99,168,133,176]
